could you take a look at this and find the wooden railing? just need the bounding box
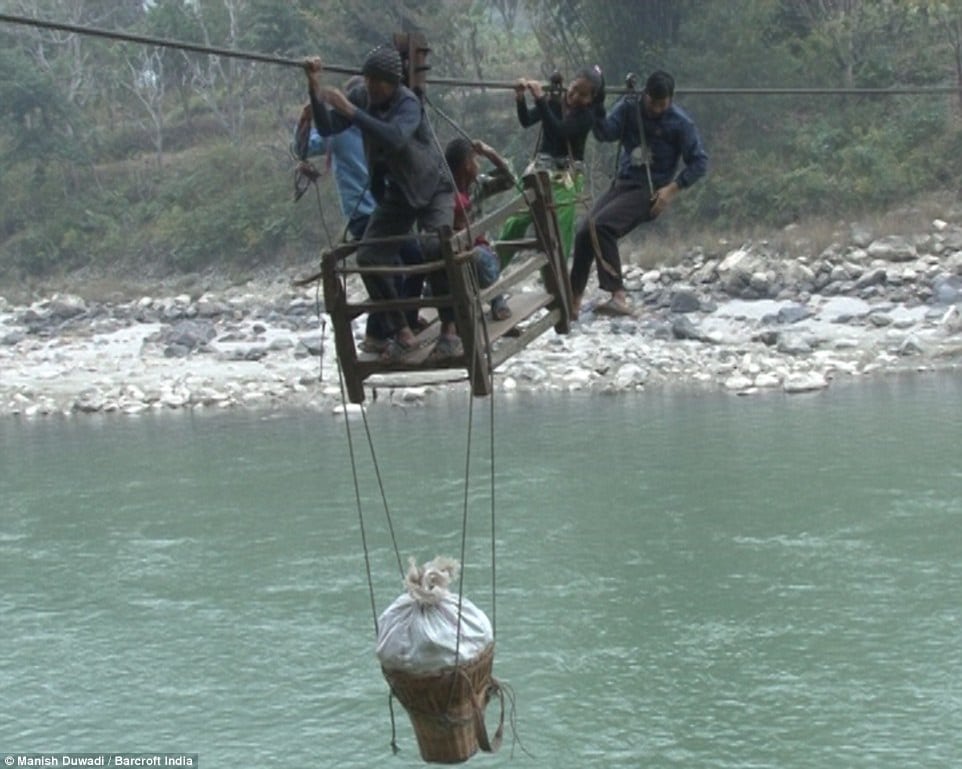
[318,170,572,403]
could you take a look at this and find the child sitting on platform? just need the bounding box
[444,137,516,321]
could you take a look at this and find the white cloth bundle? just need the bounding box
[376,556,493,674]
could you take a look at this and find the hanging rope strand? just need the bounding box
[487,352,497,638]
[424,94,475,143]
[334,361,382,638]
[358,404,406,580]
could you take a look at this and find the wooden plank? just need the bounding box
[479,290,554,342]
[341,250,547,319]
[522,171,572,334]
[441,229,492,397]
[351,291,555,382]
[463,193,529,240]
[489,308,561,368]
[322,249,365,403]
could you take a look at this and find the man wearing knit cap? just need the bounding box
[304,44,459,361]
[362,44,402,84]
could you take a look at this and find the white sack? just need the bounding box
[376,556,493,674]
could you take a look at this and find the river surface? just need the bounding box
[3,374,961,768]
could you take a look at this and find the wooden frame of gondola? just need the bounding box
[320,170,572,403]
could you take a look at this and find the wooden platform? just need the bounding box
[315,171,573,403]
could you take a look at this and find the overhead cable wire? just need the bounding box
[2,12,958,97]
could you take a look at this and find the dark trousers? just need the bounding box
[358,184,454,338]
[570,178,654,296]
[349,215,424,335]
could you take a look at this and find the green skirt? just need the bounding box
[498,171,584,267]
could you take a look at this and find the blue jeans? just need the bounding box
[473,245,506,313]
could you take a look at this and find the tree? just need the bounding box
[183,0,258,141]
[143,0,204,128]
[522,0,693,79]
[490,0,523,42]
[0,42,69,166]
[774,0,923,88]
[122,47,167,166]
[916,0,962,110]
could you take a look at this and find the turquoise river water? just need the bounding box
[2,373,961,768]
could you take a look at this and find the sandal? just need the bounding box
[594,298,636,317]
[379,336,417,362]
[360,336,390,354]
[427,335,464,362]
[491,303,512,321]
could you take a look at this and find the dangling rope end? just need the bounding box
[294,160,322,201]
[388,692,401,755]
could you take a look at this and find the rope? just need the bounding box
[304,138,408,641]
[299,147,392,634]
[421,105,501,717]
[2,12,958,96]
[424,94,474,143]
[477,276,498,637]
[334,359,383,637]
[330,292,407,638]
[0,12,332,70]
[326,243,407,588]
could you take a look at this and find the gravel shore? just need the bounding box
[3,217,962,418]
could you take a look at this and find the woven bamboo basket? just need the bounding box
[382,643,502,764]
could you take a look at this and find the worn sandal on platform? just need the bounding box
[360,336,390,354]
[427,335,464,362]
[379,336,417,362]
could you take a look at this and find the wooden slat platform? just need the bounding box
[316,170,573,403]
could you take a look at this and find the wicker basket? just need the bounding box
[382,643,503,764]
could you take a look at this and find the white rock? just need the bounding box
[724,375,754,391]
[614,363,648,388]
[754,372,781,388]
[783,372,829,393]
[332,403,364,419]
[563,368,593,388]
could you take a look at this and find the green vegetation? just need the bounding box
[1,0,961,286]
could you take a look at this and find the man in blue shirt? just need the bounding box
[301,114,375,239]
[571,70,708,317]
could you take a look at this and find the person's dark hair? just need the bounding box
[444,137,474,173]
[645,70,675,100]
[575,64,605,104]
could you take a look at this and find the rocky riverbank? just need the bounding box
[3,218,962,418]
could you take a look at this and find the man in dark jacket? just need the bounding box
[304,44,458,360]
[571,70,708,317]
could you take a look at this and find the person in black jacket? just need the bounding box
[304,44,459,361]
[499,66,603,265]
